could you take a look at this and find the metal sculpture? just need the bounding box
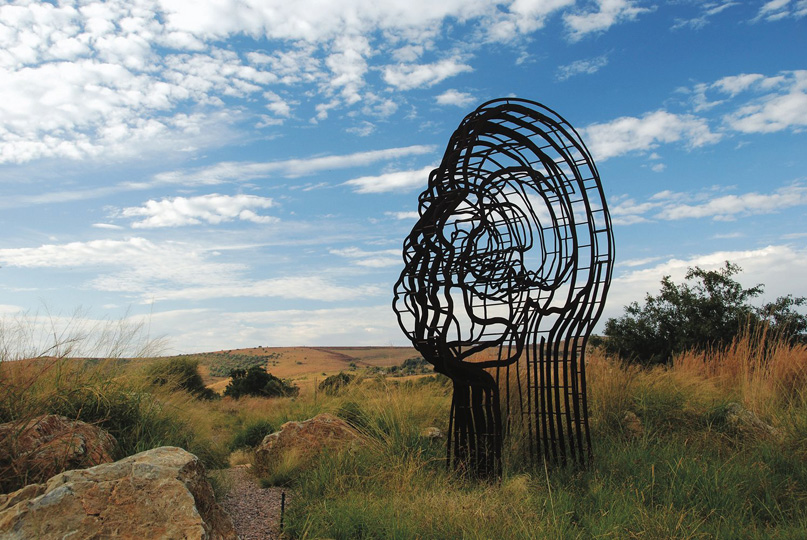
[393,98,613,477]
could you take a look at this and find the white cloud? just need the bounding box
[435,89,475,107]
[556,54,608,81]
[685,71,807,134]
[605,245,807,324]
[564,0,651,41]
[383,59,472,90]
[153,145,436,185]
[146,277,382,302]
[752,0,807,22]
[149,305,403,351]
[386,211,419,219]
[330,247,401,268]
[583,110,721,161]
[118,194,277,228]
[611,183,807,224]
[658,184,807,221]
[346,121,376,137]
[725,72,807,133]
[487,0,576,40]
[344,165,435,193]
[671,1,738,30]
[0,237,379,304]
[0,0,645,164]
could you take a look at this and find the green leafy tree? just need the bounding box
[224,366,299,399]
[601,262,806,365]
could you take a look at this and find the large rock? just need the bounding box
[255,413,362,474]
[0,414,117,489]
[0,446,236,540]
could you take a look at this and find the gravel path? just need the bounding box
[217,465,289,540]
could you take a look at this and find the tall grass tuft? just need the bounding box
[0,311,227,494]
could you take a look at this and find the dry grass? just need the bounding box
[673,329,807,417]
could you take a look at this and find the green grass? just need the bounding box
[269,346,807,539]
[3,323,806,539]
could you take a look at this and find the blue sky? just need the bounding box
[0,0,805,354]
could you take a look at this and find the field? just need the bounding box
[2,334,807,539]
[181,346,419,394]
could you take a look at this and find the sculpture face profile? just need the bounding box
[393,98,614,476]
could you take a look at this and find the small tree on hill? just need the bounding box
[600,261,807,365]
[224,366,299,399]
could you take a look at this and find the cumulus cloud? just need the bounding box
[383,59,473,90]
[684,70,807,134]
[343,165,435,193]
[0,0,648,163]
[583,110,721,161]
[564,0,652,41]
[605,245,807,323]
[725,72,807,133]
[118,194,277,228]
[435,89,476,107]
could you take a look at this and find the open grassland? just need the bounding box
[171,346,419,395]
[2,333,806,538]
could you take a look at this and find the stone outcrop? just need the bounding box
[0,414,117,489]
[0,446,236,540]
[255,413,363,474]
[724,402,780,439]
[622,411,644,438]
[420,426,444,439]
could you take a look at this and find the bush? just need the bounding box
[318,372,355,395]
[601,261,807,365]
[230,419,275,451]
[223,366,299,399]
[146,357,218,400]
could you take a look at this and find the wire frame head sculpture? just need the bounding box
[393,98,614,477]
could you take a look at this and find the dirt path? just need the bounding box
[217,466,289,540]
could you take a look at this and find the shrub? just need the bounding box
[600,261,807,365]
[318,372,355,395]
[223,366,299,399]
[146,357,218,400]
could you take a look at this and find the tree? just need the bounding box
[600,262,806,365]
[223,366,299,399]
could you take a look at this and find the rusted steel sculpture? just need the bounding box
[393,98,613,477]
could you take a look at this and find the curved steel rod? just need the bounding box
[393,98,614,477]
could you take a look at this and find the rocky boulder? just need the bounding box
[255,413,363,474]
[0,446,236,540]
[724,402,780,439]
[0,414,117,490]
[420,426,444,439]
[622,411,644,438]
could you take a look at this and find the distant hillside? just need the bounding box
[170,346,420,393]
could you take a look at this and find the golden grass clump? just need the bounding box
[673,329,807,414]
